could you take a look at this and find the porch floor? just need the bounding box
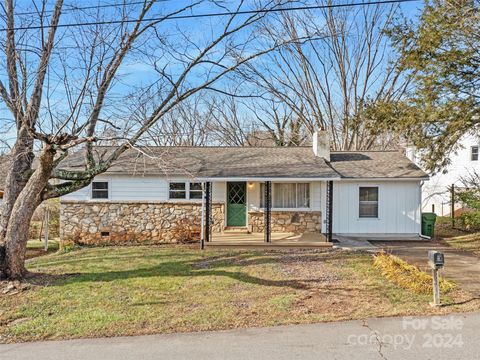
[206,232,332,249]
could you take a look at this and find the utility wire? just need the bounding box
[13,0,174,17]
[1,0,420,32]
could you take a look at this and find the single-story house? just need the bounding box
[59,132,428,245]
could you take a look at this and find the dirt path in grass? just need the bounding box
[376,241,480,296]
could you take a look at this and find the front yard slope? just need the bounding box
[1,246,478,343]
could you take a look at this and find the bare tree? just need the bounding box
[247,100,308,146]
[140,94,215,146]
[208,96,257,146]
[0,0,292,279]
[206,95,308,146]
[239,0,409,150]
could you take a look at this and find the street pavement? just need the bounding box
[1,312,479,359]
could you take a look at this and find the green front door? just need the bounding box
[227,182,247,226]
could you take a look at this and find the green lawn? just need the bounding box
[1,245,479,343]
[25,239,59,259]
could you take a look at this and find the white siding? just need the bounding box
[62,176,422,235]
[212,182,226,202]
[331,181,422,234]
[63,178,321,206]
[62,175,225,202]
[247,182,261,211]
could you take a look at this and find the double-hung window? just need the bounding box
[169,182,203,200]
[359,187,379,218]
[471,146,479,161]
[189,183,203,199]
[92,181,109,199]
[169,182,187,199]
[260,183,310,209]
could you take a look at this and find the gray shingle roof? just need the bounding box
[329,151,428,179]
[61,147,339,179]
[60,146,427,180]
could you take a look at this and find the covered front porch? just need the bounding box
[206,231,331,249]
[199,179,335,249]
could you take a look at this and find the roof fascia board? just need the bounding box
[195,177,341,182]
[337,177,429,181]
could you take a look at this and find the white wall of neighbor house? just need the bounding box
[60,175,227,202]
[406,133,480,215]
[330,180,422,234]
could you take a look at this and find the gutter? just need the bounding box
[195,177,342,182]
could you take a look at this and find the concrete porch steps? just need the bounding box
[223,226,250,233]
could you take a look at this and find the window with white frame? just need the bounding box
[471,146,479,161]
[169,182,187,199]
[189,182,203,199]
[169,182,203,200]
[92,181,109,199]
[260,183,310,209]
[359,187,379,218]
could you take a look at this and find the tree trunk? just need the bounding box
[0,127,34,276]
[1,146,55,279]
[0,127,34,242]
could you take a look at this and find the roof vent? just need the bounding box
[312,130,330,161]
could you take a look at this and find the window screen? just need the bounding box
[359,187,378,218]
[169,182,186,199]
[92,182,109,199]
[189,182,203,199]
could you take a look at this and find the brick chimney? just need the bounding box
[312,130,330,161]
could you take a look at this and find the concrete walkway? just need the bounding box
[333,235,378,251]
[2,313,479,359]
[376,241,480,296]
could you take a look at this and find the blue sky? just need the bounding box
[0,0,425,150]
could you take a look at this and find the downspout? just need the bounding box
[418,180,430,238]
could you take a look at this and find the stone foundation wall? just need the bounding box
[60,201,224,245]
[248,211,322,234]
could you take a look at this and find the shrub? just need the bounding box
[373,252,455,294]
[459,211,480,231]
[456,189,480,230]
[59,239,81,253]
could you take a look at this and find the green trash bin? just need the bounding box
[422,213,437,238]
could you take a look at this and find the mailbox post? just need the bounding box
[428,250,444,307]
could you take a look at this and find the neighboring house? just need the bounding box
[406,133,480,216]
[59,132,427,244]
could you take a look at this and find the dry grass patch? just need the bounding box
[373,252,455,294]
[444,233,480,256]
